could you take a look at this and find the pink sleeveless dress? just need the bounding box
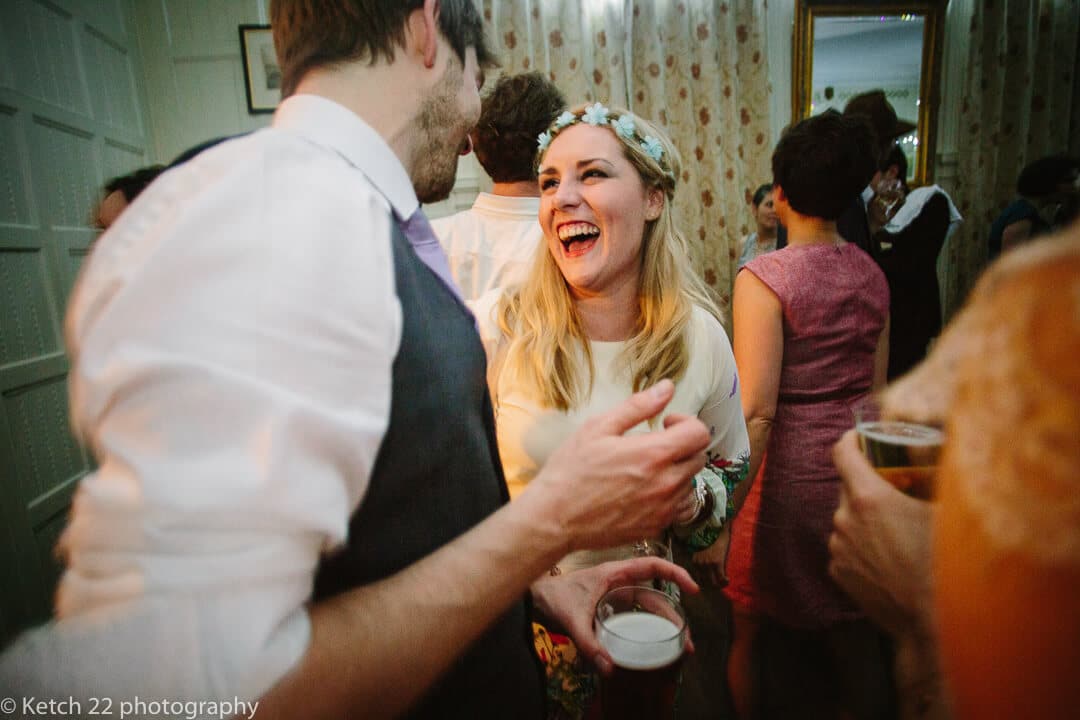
[726,243,889,628]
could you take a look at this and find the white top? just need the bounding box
[0,95,412,701]
[884,184,963,233]
[431,193,543,301]
[474,297,750,573]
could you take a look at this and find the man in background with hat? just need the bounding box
[846,90,962,379]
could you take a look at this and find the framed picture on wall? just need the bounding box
[239,24,280,114]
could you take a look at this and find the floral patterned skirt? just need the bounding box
[533,622,600,720]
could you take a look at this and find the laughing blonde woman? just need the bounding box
[472,103,750,718]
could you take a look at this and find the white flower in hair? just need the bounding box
[611,114,636,140]
[537,130,552,152]
[582,102,610,126]
[641,135,664,162]
[554,110,576,129]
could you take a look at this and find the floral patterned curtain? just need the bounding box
[480,0,773,317]
[944,0,1080,318]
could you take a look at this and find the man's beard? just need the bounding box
[413,63,468,204]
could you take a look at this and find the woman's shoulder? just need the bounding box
[1003,197,1039,217]
[839,245,890,303]
[688,303,734,355]
[682,304,736,398]
[689,302,725,330]
[844,243,887,274]
[740,246,801,296]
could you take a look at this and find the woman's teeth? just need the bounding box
[558,222,600,240]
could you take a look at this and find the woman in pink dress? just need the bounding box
[725,111,893,719]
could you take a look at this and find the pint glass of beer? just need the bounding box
[853,396,943,499]
[595,585,686,720]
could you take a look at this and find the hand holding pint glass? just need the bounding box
[595,586,686,720]
[852,395,943,499]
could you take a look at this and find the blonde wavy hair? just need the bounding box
[496,103,721,411]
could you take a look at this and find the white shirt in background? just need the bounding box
[431,193,543,300]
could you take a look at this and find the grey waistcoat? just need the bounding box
[313,221,545,719]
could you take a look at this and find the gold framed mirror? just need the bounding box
[793,1,945,186]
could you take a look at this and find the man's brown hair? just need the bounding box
[472,72,565,183]
[271,0,497,98]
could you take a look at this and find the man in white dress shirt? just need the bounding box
[432,71,565,300]
[0,2,710,717]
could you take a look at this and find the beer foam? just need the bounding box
[856,421,943,446]
[598,612,683,670]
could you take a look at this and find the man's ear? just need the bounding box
[405,0,440,69]
[772,184,794,221]
[645,187,665,221]
[772,183,787,208]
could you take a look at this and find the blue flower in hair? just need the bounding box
[611,114,636,140]
[582,102,610,126]
[641,135,664,162]
[537,130,553,152]
[554,110,576,129]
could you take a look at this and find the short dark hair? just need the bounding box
[104,165,166,203]
[472,72,565,183]
[880,145,909,193]
[272,0,498,99]
[1017,154,1080,197]
[879,144,908,180]
[751,183,773,207]
[772,111,876,220]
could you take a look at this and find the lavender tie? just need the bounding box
[396,209,466,305]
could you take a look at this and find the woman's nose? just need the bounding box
[553,178,581,208]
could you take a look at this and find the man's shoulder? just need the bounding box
[472,193,540,214]
[430,208,480,248]
[122,129,394,267]
[173,128,379,193]
[236,130,392,216]
[431,207,476,229]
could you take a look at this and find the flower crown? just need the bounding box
[537,102,674,179]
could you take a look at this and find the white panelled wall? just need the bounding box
[133,0,272,162]
[0,0,151,644]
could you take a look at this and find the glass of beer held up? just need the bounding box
[852,395,943,499]
[595,585,686,720]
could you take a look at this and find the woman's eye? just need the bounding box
[583,169,606,180]
[540,178,558,190]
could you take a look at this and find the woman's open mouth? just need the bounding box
[558,222,600,257]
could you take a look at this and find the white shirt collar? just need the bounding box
[884,185,964,233]
[274,94,419,219]
[472,192,540,217]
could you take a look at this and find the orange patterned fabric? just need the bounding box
[532,622,599,720]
